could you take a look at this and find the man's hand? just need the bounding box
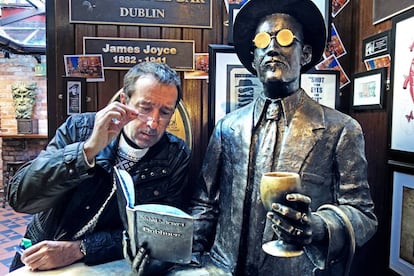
[267,193,326,246]
[83,102,138,163]
[20,240,84,271]
[123,231,150,276]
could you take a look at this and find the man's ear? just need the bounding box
[301,45,312,66]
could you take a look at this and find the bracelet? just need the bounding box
[80,239,87,256]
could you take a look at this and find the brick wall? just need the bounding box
[0,51,48,189]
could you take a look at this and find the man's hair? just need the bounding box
[123,62,182,105]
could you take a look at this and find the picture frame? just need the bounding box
[63,77,86,116]
[228,3,241,45]
[64,54,105,82]
[226,65,262,114]
[388,8,414,160]
[208,44,242,134]
[311,0,331,37]
[351,68,386,110]
[388,160,414,275]
[362,30,391,61]
[373,0,414,25]
[300,69,340,109]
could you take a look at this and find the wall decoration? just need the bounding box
[208,44,253,134]
[315,54,350,88]
[373,0,414,25]
[166,100,193,150]
[70,0,212,29]
[389,8,414,158]
[364,54,391,89]
[63,77,86,116]
[312,0,331,36]
[332,0,350,18]
[324,23,347,59]
[226,65,262,113]
[362,30,391,61]
[389,162,414,275]
[351,68,386,110]
[228,3,241,45]
[300,70,340,109]
[64,54,104,82]
[184,53,209,80]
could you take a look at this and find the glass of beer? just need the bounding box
[260,171,304,257]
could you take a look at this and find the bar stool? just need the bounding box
[2,161,26,208]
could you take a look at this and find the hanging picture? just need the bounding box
[389,8,414,159]
[389,162,414,275]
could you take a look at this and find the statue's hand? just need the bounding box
[267,193,320,246]
[123,231,150,276]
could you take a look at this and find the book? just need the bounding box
[114,166,193,264]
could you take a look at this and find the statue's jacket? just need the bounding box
[190,90,378,275]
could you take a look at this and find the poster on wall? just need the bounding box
[373,0,414,24]
[389,8,414,157]
[389,166,414,276]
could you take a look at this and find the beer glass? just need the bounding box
[260,171,304,257]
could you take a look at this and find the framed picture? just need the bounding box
[311,0,331,36]
[362,30,391,61]
[300,69,340,109]
[226,65,262,114]
[208,44,263,134]
[373,0,414,25]
[388,8,414,160]
[389,161,414,275]
[63,77,86,116]
[64,54,105,82]
[208,44,241,133]
[228,4,241,45]
[351,68,386,110]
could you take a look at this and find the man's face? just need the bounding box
[121,75,177,149]
[252,13,310,86]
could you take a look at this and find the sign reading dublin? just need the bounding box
[70,0,212,28]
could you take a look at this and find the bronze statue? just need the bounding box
[166,0,378,275]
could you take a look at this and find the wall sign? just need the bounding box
[83,37,195,71]
[70,0,212,28]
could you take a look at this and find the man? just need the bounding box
[7,62,191,272]
[171,0,377,275]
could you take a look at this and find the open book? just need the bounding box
[114,166,193,264]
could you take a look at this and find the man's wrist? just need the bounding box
[82,146,96,168]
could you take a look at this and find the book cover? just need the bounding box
[114,167,193,264]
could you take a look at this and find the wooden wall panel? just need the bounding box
[350,1,393,275]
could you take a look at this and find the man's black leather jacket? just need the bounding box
[7,113,191,270]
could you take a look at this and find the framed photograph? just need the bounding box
[226,65,262,113]
[228,4,241,45]
[184,53,209,80]
[300,70,340,109]
[63,77,86,116]
[373,0,414,25]
[311,0,331,37]
[208,44,242,133]
[362,30,391,60]
[389,161,414,275]
[351,68,386,110]
[388,8,414,159]
[64,54,105,82]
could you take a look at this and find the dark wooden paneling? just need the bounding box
[350,1,393,275]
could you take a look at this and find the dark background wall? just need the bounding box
[45,1,400,274]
